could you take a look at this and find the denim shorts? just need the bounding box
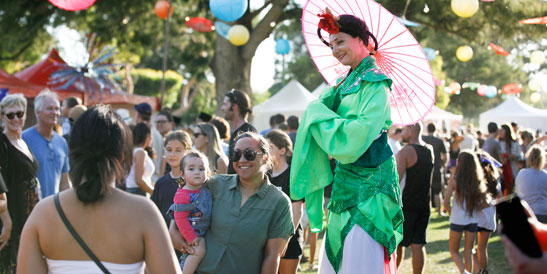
[450,223,478,233]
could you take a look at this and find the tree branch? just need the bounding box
[172,77,198,117]
[250,0,273,19]
[242,0,289,60]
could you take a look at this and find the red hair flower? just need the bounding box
[318,8,340,34]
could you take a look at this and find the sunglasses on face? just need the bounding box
[231,148,263,162]
[193,132,205,138]
[2,111,24,120]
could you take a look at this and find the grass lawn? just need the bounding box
[297,213,511,273]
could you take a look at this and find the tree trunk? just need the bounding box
[210,0,289,116]
[211,37,252,116]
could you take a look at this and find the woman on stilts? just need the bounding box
[290,8,403,274]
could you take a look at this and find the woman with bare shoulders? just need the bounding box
[17,105,180,274]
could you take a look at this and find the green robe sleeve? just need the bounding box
[290,80,391,232]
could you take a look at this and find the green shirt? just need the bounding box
[198,174,294,274]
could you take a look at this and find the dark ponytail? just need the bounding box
[69,105,132,203]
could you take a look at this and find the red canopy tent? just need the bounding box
[0,68,80,100]
[14,49,159,110]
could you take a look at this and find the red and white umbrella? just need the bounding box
[48,0,96,11]
[302,0,435,126]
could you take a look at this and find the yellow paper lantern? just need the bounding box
[530,50,545,65]
[530,92,541,103]
[528,78,540,91]
[456,46,473,62]
[451,0,479,18]
[228,25,250,46]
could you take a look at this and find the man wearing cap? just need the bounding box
[63,105,87,141]
[134,102,164,181]
[23,90,71,198]
[219,89,256,174]
[59,96,82,136]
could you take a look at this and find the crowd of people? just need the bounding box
[388,120,547,274]
[0,11,545,274]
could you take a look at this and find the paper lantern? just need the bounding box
[449,82,461,93]
[477,84,487,96]
[530,92,541,103]
[451,0,479,18]
[48,0,95,11]
[228,25,250,46]
[530,51,545,65]
[489,43,509,56]
[155,1,172,19]
[210,0,248,22]
[423,47,437,61]
[443,86,453,94]
[502,83,522,95]
[528,78,540,91]
[186,17,214,32]
[275,39,290,55]
[462,82,480,90]
[456,46,473,62]
[485,85,497,98]
[214,21,230,40]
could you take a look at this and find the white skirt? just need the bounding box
[319,225,396,274]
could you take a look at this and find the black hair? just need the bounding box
[68,105,133,203]
[210,116,230,140]
[319,14,378,52]
[64,96,81,108]
[225,89,252,118]
[157,110,173,122]
[287,115,299,131]
[427,123,436,133]
[133,122,151,147]
[487,122,498,134]
[269,113,286,127]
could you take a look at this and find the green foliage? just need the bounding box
[175,82,217,126]
[270,0,545,122]
[120,68,183,107]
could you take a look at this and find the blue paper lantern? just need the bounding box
[210,0,248,22]
[485,85,497,98]
[214,21,230,40]
[275,39,290,55]
[423,47,437,61]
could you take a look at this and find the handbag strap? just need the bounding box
[54,193,111,274]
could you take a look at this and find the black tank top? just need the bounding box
[402,144,434,212]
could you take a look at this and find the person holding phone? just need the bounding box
[499,198,547,274]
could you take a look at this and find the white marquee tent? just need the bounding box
[423,106,463,132]
[311,82,329,97]
[479,96,547,132]
[252,80,317,132]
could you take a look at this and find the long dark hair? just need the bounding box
[477,151,500,197]
[500,123,516,151]
[69,105,133,203]
[454,150,487,217]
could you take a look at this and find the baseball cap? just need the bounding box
[68,105,88,123]
[134,103,152,116]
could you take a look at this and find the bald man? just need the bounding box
[395,122,434,274]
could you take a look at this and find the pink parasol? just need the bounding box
[302,0,435,126]
[47,0,95,11]
[520,16,547,25]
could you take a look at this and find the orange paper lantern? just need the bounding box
[155,1,172,19]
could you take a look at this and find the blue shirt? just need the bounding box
[22,126,69,198]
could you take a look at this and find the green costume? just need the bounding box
[290,56,404,273]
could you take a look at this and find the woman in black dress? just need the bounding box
[0,94,40,273]
[266,129,303,274]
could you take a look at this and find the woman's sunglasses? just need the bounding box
[193,132,206,138]
[231,148,263,162]
[2,111,24,120]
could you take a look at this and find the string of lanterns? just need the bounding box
[154,0,253,47]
